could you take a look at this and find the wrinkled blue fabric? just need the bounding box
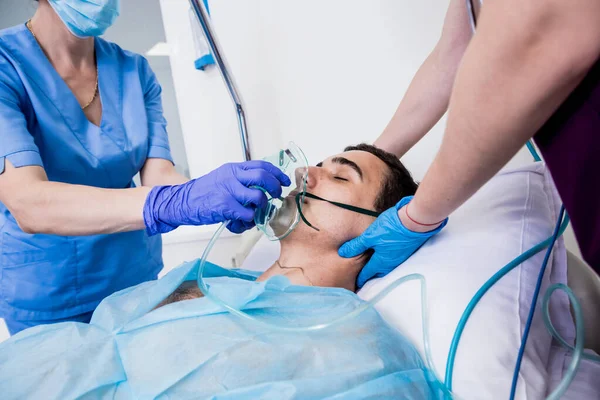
[0,261,443,399]
[339,196,448,288]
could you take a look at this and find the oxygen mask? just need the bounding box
[254,142,308,240]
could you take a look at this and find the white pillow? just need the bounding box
[242,163,570,400]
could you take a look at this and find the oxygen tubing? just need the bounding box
[542,285,600,364]
[543,284,591,400]
[509,206,566,399]
[443,210,570,391]
[446,141,600,399]
[196,222,453,398]
[196,140,598,399]
[510,143,600,398]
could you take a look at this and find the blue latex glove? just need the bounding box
[338,196,448,288]
[143,161,291,236]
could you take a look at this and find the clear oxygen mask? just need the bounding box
[253,142,308,240]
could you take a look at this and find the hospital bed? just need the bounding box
[189,2,600,397]
[228,162,600,399]
[1,170,598,398]
[234,232,600,353]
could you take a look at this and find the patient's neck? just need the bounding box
[257,241,362,292]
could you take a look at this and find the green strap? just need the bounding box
[303,192,381,217]
[295,193,318,230]
[294,192,381,231]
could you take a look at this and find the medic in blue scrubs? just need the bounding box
[0,0,289,335]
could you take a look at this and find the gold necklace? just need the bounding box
[275,260,314,286]
[26,20,99,110]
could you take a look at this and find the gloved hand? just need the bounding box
[338,196,448,288]
[143,161,291,235]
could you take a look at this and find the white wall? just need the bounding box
[0,0,190,177]
[159,0,581,260]
[161,0,537,178]
[161,0,446,178]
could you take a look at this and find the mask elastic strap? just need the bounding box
[295,193,319,231]
[295,192,381,231]
[303,192,381,217]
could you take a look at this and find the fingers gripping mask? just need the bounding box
[49,0,121,38]
[254,142,308,241]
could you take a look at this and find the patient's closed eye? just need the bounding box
[316,161,350,182]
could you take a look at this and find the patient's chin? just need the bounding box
[278,224,304,243]
[277,223,316,248]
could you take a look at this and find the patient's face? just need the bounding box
[283,150,388,248]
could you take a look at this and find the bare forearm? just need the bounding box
[145,170,188,186]
[141,158,189,186]
[15,182,150,235]
[407,0,600,225]
[168,173,189,185]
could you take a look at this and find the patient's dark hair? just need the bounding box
[344,143,418,212]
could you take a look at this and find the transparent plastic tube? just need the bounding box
[197,210,594,399]
[197,222,453,398]
[508,206,567,400]
[445,143,600,398]
[444,210,600,399]
[542,284,591,400]
[195,140,592,399]
[542,285,600,363]
[444,213,570,391]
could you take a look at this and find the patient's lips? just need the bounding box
[286,189,309,205]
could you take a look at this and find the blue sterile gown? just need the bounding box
[0,260,444,399]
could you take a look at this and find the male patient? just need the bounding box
[161,143,420,304]
[0,144,442,399]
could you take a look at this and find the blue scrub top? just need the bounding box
[0,24,173,321]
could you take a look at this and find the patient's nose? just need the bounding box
[304,166,322,190]
[294,167,322,190]
[293,168,306,189]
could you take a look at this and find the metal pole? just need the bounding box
[188,0,252,161]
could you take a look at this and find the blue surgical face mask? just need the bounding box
[49,0,121,38]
